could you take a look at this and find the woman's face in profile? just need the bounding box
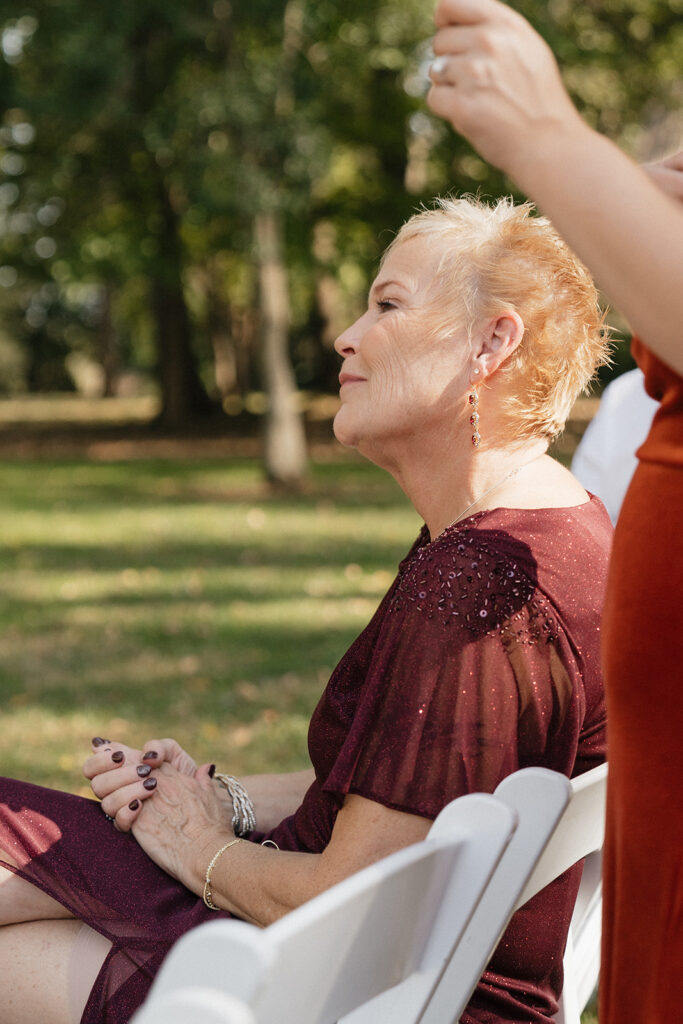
[333,235,471,462]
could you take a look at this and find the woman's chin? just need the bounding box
[332,411,360,450]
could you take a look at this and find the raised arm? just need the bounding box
[427,0,683,375]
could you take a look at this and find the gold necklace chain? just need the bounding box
[445,455,542,532]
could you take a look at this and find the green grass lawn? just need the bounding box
[0,454,423,793]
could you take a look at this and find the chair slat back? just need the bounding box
[418,767,573,1024]
[514,762,607,909]
[138,793,515,1024]
[133,987,256,1024]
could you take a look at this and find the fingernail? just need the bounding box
[111,751,125,764]
[142,751,158,761]
[208,764,216,778]
[92,737,106,746]
[129,799,140,811]
[143,777,157,791]
[136,764,152,777]
[431,56,448,76]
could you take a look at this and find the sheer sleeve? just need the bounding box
[321,526,584,819]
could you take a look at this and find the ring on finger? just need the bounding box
[430,56,450,83]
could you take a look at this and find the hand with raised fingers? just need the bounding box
[427,0,583,177]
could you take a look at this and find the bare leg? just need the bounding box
[0,858,112,1023]
[0,919,111,1024]
[0,862,74,926]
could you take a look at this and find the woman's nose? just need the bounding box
[334,315,362,357]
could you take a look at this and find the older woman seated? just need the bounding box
[0,196,611,1024]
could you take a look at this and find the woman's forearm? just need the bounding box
[237,768,315,833]
[508,123,683,375]
[192,839,325,926]
[193,793,431,927]
[428,0,683,375]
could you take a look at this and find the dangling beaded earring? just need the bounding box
[469,387,481,448]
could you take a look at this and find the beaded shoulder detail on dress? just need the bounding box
[391,520,559,645]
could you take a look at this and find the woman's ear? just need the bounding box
[471,312,525,380]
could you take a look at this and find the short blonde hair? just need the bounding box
[385,195,611,441]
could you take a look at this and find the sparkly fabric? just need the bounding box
[265,498,611,1022]
[0,498,610,1024]
[600,342,683,1024]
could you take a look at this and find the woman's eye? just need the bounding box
[377,299,396,312]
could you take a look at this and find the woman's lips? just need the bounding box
[339,372,366,388]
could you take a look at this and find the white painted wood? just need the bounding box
[418,767,571,1024]
[518,765,606,1024]
[132,765,606,1024]
[515,763,607,909]
[132,986,256,1024]
[133,793,515,1024]
[418,763,606,1024]
[554,848,603,1024]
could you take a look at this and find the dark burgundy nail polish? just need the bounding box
[111,751,124,763]
[143,777,157,791]
[136,764,151,777]
[142,751,158,761]
[129,799,140,811]
[92,736,106,746]
[208,764,216,778]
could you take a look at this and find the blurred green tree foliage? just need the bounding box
[0,0,681,446]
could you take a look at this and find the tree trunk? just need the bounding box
[255,210,308,488]
[152,176,216,427]
[98,282,119,398]
[207,287,238,399]
[151,278,213,426]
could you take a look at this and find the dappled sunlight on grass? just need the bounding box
[0,457,419,791]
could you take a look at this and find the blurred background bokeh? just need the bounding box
[0,0,681,478]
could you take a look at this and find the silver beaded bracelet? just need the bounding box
[214,773,256,837]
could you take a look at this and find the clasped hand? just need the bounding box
[83,737,234,894]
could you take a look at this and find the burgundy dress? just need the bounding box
[0,499,611,1024]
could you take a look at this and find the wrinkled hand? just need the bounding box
[642,151,683,205]
[83,736,206,832]
[130,761,234,894]
[427,0,583,176]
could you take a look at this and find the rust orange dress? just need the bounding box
[600,339,683,1023]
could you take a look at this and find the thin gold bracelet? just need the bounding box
[203,837,242,910]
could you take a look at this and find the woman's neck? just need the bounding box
[385,438,549,540]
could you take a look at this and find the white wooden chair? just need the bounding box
[418,762,607,1024]
[132,765,602,1024]
[345,767,572,1024]
[135,988,255,1024]
[131,792,517,1024]
[518,763,607,1024]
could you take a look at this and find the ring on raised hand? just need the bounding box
[430,56,450,83]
